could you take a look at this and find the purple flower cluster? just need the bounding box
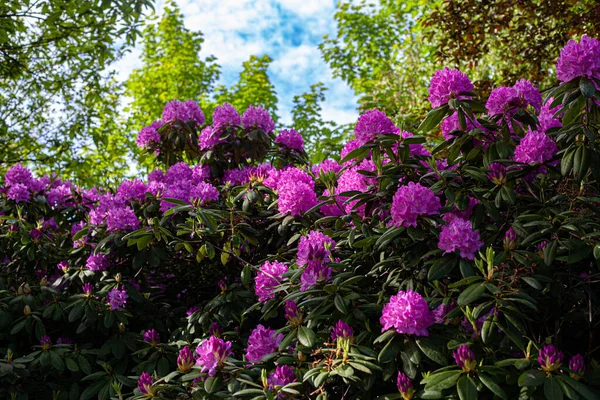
[254,260,288,303]
[538,344,563,372]
[336,161,376,216]
[354,109,397,145]
[514,129,557,164]
[380,290,434,336]
[438,217,483,260]
[300,261,333,291]
[157,162,215,211]
[86,253,109,271]
[391,182,441,228]
[213,102,241,130]
[556,35,600,83]
[275,129,304,151]
[245,324,283,363]
[106,206,140,232]
[538,98,563,133]
[190,182,219,206]
[196,336,232,376]
[107,287,128,311]
[136,120,164,150]
[276,167,317,216]
[432,301,455,324]
[242,105,274,133]
[162,99,205,125]
[199,126,225,150]
[296,231,335,267]
[268,365,297,393]
[486,79,542,116]
[4,164,51,203]
[428,67,473,108]
[312,159,341,176]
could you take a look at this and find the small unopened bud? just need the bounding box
[453,344,476,372]
[118,323,126,334]
[23,305,31,316]
[115,273,122,284]
[23,284,31,294]
[538,344,563,373]
[40,277,48,286]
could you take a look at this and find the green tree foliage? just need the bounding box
[290,83,349,162]
[214,55,278,122]
[320,0,435,124]
[321,0,600,125]
[125,0,221,131]
[0,0,152,184]
[424,0,600,92]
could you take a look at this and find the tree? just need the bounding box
[290,83,350,162]
[125,0,220,131]
[214,55,278,122]
[321,0,600,125]
[0,0,152,184]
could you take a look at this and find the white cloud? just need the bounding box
[112,0,357,126]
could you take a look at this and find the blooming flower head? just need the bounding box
[268,365,297,393]
[441,112,479,140]
[354,109,397,145]
[296,231,335,267]
[514,129,557,164]
[143,329,160,347]
[275,129,304,151]
[453,344,476,372]
[438,217,483,260]
[397,372,414,400]
[380,290,434,336]
[312,159,341,176]
[278,180,317,217]
[337,167,371,216]
[177,345,195,373]
[246,325,284,363]
[117,179,148,203]
[190,182,219,206]
[212,102,241,130]
[86,253,109,271]
[556,35,600,83]
[7,183,30,203]
[107,287,128,311]
[40,336,52,351]
[391,182,441,228]
[284,300,303,327]
[163,99,205,125]
[503,228,517,251]
[137,372,156,397]
[569,354,585,379]
[47,183,74,208]
[242,105,275,132]
[300,261,333,291]
[5,163,34,188]
[255,260,288,303]
[538,344,564,373]
[428,67,473,108]
[136,120,164,149]
[195,336,232,376]
[199,126,225,150]
[487,163,507,185]
[106,206,140,232]
[538,98,563,133]
[30,228,42,241]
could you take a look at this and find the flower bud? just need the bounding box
[118,323,126,334]
[569,353,585,379]
[23,305,31,316]
[397,372,414,400]
[177,346,195,373]
[453,344,476,372]
[40,336,52,351]
[143,329,160,347]
[137,372,156,397]
[487,163,507,185]
[284,300,303,327]
[503,228,517,251]
[538,344,563,373]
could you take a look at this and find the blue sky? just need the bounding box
[114,0,359,126]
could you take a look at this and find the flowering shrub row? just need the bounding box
[1,36,600,399]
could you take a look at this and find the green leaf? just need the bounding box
[415,338,448,366]
[418,105,449,133]
[427,257,457,281]
[204,375,223,394]
[457,283,486,306]
[545,377,564,400]
[479,373,508,400]
[457,375,478,400]
[297,326,316,347]
[423,371,462,391]
[518,369,545,387]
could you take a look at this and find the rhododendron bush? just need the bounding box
[1,36,600,400]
